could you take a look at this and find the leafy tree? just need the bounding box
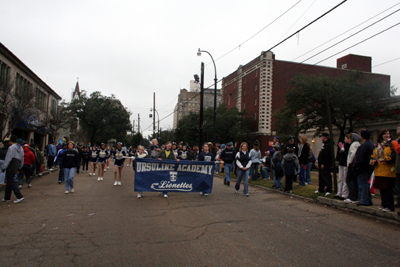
[68,91,132,145]
[275,72,395,141]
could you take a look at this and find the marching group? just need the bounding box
[2,130,400,217]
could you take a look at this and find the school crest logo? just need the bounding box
[169,171,178,182]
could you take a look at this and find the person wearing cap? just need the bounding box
[219,142,236,186]
[353,129,375,206]
[97,143,109,181]
[2,135,25,204]
[283,136,299,156]
[113,142,126,186]
[18,144,36,189]
[315,133,333,196]
[269,136,281,157]
[60,141,80,194]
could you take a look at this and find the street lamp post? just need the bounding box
[197,48,217,150]
[149,108,160,140]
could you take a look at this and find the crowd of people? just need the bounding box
[2,132,400,217]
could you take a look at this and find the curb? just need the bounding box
[0,167,59,192]
[215,173,400,224]
[317,196,400,224]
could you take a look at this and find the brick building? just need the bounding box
[221,51,391,152]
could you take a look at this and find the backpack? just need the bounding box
[284,159,296,176]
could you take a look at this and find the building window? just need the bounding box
[51,99,57,114]
[15,73,33,97]
[255,98,257,105]
[255,70,258,77]
[255,84,258,91]
[254,112,257,120]
[243,87,246,96]
[0,60,11,82]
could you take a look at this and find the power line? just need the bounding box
[373,56,400,68]
[211,0,303,64]
[293,1,400,61]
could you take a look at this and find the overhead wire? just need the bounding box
[373,56,400,68]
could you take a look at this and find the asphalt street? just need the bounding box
[1,165,399,267]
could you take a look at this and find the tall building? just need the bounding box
[0,42,61,149]
[221,51,390,152]
[173,84,221,129]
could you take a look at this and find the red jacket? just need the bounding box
[23,146,36,166]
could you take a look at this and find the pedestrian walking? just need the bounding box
[81,146,90,173]
[113,142,126,186]
[315,133,333,197]
[198,143,215,196]
[371,129,396,211]
[2,135,25,204]
[219,142,235,186]
[249,143,261,181]
[60,141,80,194]
[35,145,44,176]
[89,145,97,176]
[353,130,375,206]
[158,141,177,198]
[282,148,299,193]
[18,144,36,189]
[97,143,109,181]
[234,142,252,197]
[47,140,56,171]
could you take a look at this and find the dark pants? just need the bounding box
[82,160,89,171]
[48,155,55,169]
[284,175,295,192]
[250,163,259,181]
[58,168,64,182]
[380,187,394,210]
[4,172,23,200]
[18,164,32,185]
[35,162,41,175]
[318,166,332,193]
[357,172,372,205]
[346,166,358,201]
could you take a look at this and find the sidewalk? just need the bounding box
[215,172,400,224]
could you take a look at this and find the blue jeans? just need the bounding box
[64,168,75,191]
[357,172,372,205]
[235,168,250,194]
[261,167,270,179]
[305,162,312,184]
[224,163,234,183]
[274,176,283,189]
[250,163,260,181]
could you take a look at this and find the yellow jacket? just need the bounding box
[372,145,396,178]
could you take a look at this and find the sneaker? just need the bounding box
[114,181,118,186]
[325,192,331,197]
[204,193,208,196]
[104,169,106,172]
[235,190,238,194]
[100,177,103,181]
[14,197,24,204]
[163,194,168,198]
[378,206,384,210]
[344,198,353,204]
[89,173,92,176]
[227,181,230,186]
[245,194,249,197]
[200,192,204,196]
[98,177,101,181]
[314,190,320,194]
[38,173,42,176]
[118,181,121,186]
[137,193,142,198]
[382,208,392,212]
[70,188,74,193]
[50,168,54,171]
[2,198,10,202]
[58,180,61,184]
[27,184,32,188]
[92,173,96,176]
[107,167,109,169]
[65,190,69,194]
[18,185,22,189]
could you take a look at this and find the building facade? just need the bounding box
[0,42,62,149]
[173,84,221,129]
[221,51,391,153]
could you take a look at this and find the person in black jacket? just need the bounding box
[315,133,333,196]
[353,130,375,206]
[219,142,235,186]
[283,136,299,156]
[298,136,312,186]
[60,141,80,194]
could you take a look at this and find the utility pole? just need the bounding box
[138,113,140,134]
[132,120,135,137]
[153,92,156,139]
[199,62,204,151]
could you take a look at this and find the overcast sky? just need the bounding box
[1,0,399,139]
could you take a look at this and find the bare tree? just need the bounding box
[0,76,37,140]
[40,100,73,142]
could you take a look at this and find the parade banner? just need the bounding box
[134,158,215,193]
